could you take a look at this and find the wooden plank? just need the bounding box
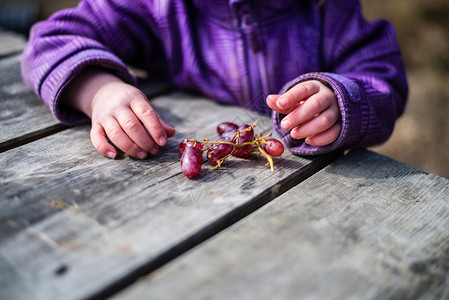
[0,92,341,300]
[0,29,26,58]
[0,55,63,150]
[112,148,449,300]
[0,54,172,152]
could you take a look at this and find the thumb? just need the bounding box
[266,94,283,112]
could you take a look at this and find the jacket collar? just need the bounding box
[192,0,299,27]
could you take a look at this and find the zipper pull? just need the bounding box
[246,26,260,53]
[238,3,261,53]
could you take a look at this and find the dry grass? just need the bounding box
[361,0,449,178]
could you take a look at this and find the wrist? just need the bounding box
[62,67,123,117]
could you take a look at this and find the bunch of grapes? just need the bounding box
[178,121,284,179]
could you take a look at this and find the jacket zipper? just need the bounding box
[234,1,268,113]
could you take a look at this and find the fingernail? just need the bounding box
[106,151,116,159]
[266,94,274,102]
[150,147,158,155]
[159,136,167,146]
[137,151,147,159]
[277,97,287,108]
[281,119,290,130]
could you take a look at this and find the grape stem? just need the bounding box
[184,123,276,172]
[185,132,272,148]
[255,140,275,172]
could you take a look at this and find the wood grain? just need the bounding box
[112,149,449,300]
[0,29,26,58]
[0,55,63,150]
[0,54,172,152]
[0,92,341,300]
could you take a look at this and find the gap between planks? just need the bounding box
[84,149,343,300]
[0,49,23,60]
[0,80,174,154]
[0,124,68,153]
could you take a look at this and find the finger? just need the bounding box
[103,118,151,159]
[290,107,340,140]
[305,121,342,146]
[266,94,281,111]
[275,81,320,113]
[281,92,335,131]
[115,109,158,154]
[157,114,176,137]
[91,122,117,159]
[131,100,168,147]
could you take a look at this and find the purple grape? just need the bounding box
[178,140,203,155]
[232,124,254,158]
[232,146,253,158]
[232,124,254,144]
[181,147,203,178]
[262,138,284,157]
[207,137,234,165]
[217,122,239,136]
[222,130,237,139]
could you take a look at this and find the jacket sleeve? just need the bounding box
[21,0,163,125]
[271,0,408,155]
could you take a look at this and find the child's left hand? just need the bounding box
[267,80,342,146]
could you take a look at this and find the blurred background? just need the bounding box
[1,0,448,178]
[361,0,449,179]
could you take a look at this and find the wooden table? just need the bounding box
[1,29,448,300]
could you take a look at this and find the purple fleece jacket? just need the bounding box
[21,0,408,155]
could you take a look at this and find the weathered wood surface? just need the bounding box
[0,29,26,58]
[0,54,64,151]
[0,92,341,300]
[0,53,171,152]
[113,149,449,300]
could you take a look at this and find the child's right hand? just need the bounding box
[63,68,175,159]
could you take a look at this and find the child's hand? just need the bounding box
[63,68,175,159]
[267,80,341,146]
